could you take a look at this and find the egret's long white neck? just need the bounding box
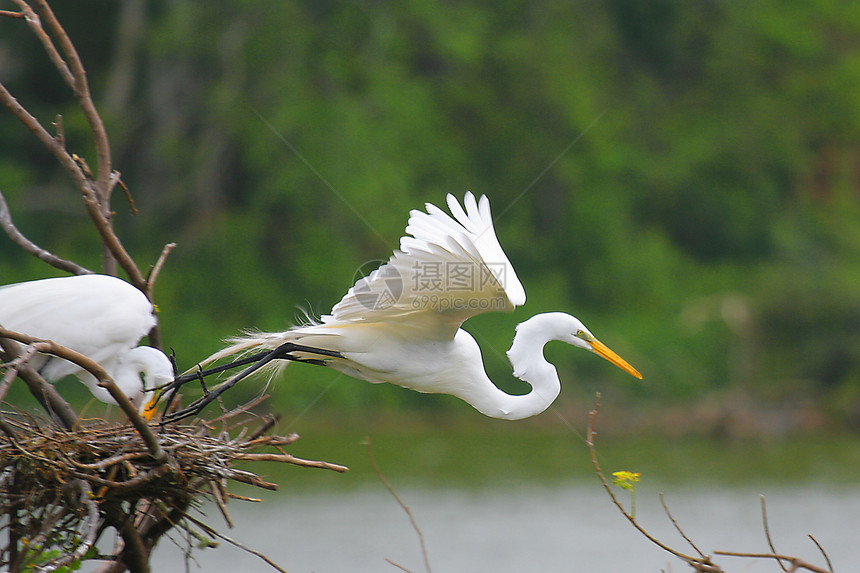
[458,314,563,420]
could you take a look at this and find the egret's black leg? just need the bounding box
[161,348,286,423]
[158,343,338,401]
[156,366,211,422]
[167,348,180,377]
[160,342,342,424]
[172,350,274,386]
[152,349,274,410]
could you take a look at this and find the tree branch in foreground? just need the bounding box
[365,437,431,573]
[0,189,94,275]
[0,0,145,285]
[586,393,834,573]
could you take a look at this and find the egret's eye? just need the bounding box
[575,329,586,338]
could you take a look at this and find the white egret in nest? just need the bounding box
[0,274,172,418]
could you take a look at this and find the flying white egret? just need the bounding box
[0,274,173,418]
[168,192,642,422]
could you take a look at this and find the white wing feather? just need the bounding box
[328,192,525,333]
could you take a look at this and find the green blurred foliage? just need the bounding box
[2,0,860,425]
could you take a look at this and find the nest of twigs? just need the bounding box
[0,405,347,572]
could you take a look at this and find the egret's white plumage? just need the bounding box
[0,274,173,414]
[205,192,642,420]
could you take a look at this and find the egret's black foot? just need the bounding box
[159,342,341,424]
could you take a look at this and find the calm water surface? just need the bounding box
[142,484,857,572]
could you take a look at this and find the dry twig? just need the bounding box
[586,394,723,573]
[659,493,707,559]
[587,394,835,573]
[808,535,834,573]
[365,438,431,573]
[761,495,789,572]
[0,190,94,276]
[712,551,831,573]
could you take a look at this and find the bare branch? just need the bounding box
[0,189,94,275]
[0,336,79,430]
[0,4,146,284]
[713,551,832,573]
[659,493,706,559]
[11,0,75,86]
[245,414,280,442]
[145,242,177,300]
[365,438,431,573]
[385,558,415,572]
[0,80,142,282]
[181,512,289,573]
[210,480,234,528]
[761,495,789,572]
[808,535,834,573]
[233,452,348,472]
[139,241,177,350]
[585,394,723,573]
[32,0,112,195]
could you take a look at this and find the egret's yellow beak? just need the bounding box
[588,339,643,380]
[142,394,159,422]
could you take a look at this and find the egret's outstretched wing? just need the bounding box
[0,275,156,378]
[328,192,525,333]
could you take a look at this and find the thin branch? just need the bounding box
[210,480,234,528]
[233,452,348,472]
[365,438,431,573]
[11,0,75,87]
[0,81,141,282]
[712,551,832,573]
[226,470,278,491]
[0,336,79,430]
[245,414,279,442]
[659,493,706,559]
[761,495,789,572]
[32,0,112,196]
[808,535,834,573]
[109,171,136,212]
[385,558,414,572]
[181,512,289,573]
[142,241,176,351]
[585,393,723,573]
[145,242,177,301]
[206,393,273,425]
[0,189,94,275]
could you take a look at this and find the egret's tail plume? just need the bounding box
[192,330,296,381]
